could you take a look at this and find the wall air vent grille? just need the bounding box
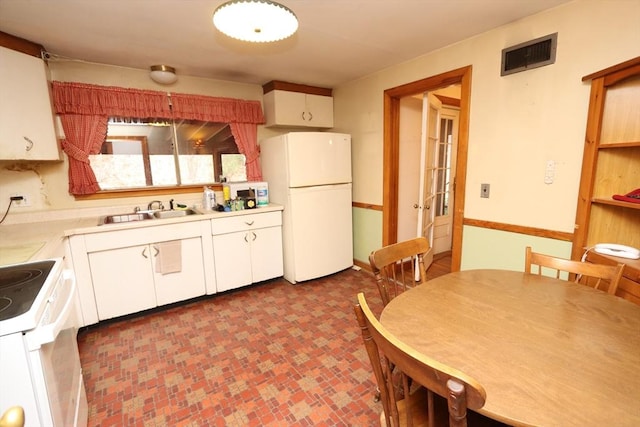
[501,33,558,76]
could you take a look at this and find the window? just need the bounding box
[435,116,454,217]
[90,118,246,190]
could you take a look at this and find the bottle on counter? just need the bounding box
[202,186,215,211]
[256,183,269,207]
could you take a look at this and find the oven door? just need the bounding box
[24,270,87,427]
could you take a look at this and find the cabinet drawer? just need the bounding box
[211,211,282,235]
[84,221,203,252]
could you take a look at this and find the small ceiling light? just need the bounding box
[149,65,177,85]
[213,0,298,43]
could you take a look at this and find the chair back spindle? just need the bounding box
[369,237,430,306]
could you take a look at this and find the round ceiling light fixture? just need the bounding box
[213,0,298,43]
[149,65,177,85]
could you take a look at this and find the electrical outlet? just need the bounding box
[480,183,490,198]
[10,193,31,207]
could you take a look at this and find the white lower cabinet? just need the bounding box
[88,237,206,319]
[89,245,157,320]
[71,221,209,323]
[211,211,284,292]
[154,237,206,306]
[68,210,283,326]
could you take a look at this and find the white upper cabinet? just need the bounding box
[0,46,60,160]
[263,81,334,128]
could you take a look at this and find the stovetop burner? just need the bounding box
[1,269,44,287]
[0,260,55,322]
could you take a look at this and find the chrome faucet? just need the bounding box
[147,200,164,211]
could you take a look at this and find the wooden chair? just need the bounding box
[354,292,506,427]
[369,237,430,306]
[524,246,624,295]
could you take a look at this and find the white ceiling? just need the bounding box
[0,0,571,88]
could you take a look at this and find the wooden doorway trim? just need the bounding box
[383,65,472,271]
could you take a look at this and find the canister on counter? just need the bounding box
[223,185,231,203]
[256,183,269,207]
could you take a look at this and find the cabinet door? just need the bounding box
[153,237,206,305]
[250,226,284,283]
[88,245,156,320]
[212,232,252,292]
[264,90,333,128]
[271,90,307,126]
[305,94,334,128]
[0,46,60,160]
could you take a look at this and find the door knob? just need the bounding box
[0,406,25,427]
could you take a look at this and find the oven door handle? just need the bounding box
[25,270,77,351]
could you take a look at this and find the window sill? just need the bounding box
[74,184,222,201]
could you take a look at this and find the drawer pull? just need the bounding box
[245,220,255,226]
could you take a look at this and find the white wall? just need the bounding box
[332,0,640,266]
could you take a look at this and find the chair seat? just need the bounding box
[379,386,431,427]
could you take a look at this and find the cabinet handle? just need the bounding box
[153,246,159,257]
[301,112,306,121]
[244,220,254,226]
[308,112,313,121]
[244,233,249,243]
[142,247,148,258]
[24,136,34,151]
[252,232,257,241]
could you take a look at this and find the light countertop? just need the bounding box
[0,204,283,266]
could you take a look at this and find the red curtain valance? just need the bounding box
[51,81,265,124]
[52,81,172,118]
[170,93,264,124]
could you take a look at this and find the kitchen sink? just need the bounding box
[153,209,200,219]
[99,209,200,225]
[100,212,154,225]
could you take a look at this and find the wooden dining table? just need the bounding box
[379,269,640,427]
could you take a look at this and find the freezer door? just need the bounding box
[286,184,353,283]
[286,132,351,187]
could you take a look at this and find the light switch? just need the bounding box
[545,160,555,184]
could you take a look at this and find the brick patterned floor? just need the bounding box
[78,268,387,426]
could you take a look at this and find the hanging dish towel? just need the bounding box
[155,240,182,274]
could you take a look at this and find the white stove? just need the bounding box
[0,258,88,427]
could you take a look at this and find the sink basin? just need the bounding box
[153,209,199,219]
[100,212,154,225]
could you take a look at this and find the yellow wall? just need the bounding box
[0,62,282,216]
[332,0,640,269]
[1,1,639,273]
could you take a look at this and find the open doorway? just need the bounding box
[397,89,460,253]
[382,66,472,271]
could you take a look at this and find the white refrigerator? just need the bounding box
[260,132,353,284]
